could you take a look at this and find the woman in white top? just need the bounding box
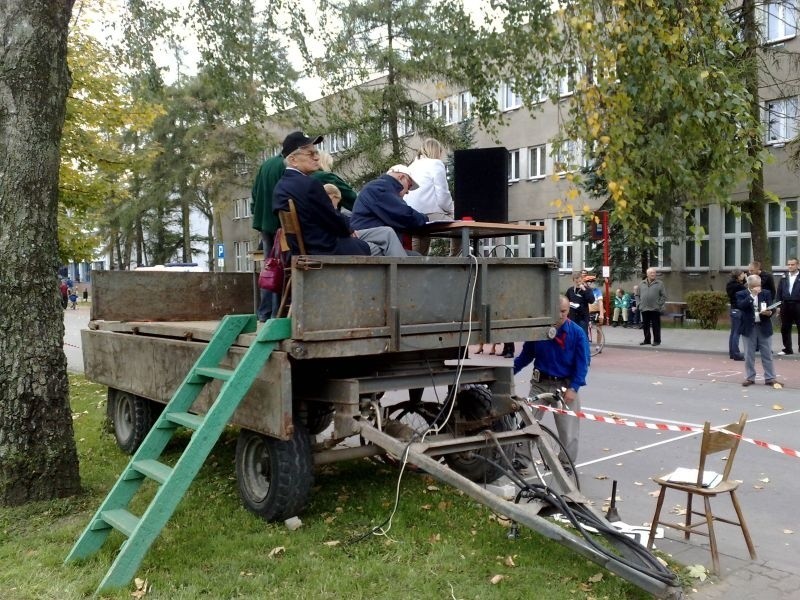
[406,138,460,256]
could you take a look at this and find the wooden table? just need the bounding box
[414,220,545,257]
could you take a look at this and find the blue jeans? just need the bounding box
[728,308,743,358]
[258,230,279,322]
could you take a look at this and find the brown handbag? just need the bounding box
[258,231,285,293]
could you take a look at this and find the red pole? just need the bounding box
[602,210,610,323]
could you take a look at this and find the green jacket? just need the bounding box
[310,170,358,212]
[251,155,285,234]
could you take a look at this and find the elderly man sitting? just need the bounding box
[351,165,429,240]
[272,132,405,256]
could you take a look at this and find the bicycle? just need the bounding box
[587,315,605,356]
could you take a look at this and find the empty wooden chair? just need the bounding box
[647,413,756,574]
[276,198,305,317]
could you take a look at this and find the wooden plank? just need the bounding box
[91,271,255,322]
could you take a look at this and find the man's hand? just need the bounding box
[563,388,578,405]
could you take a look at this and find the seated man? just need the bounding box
[351,165,429,241]
[273,131,370,256]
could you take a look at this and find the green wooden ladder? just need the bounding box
[65,315,291,595]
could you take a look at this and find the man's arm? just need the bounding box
[569,326,590,392]
[512,341,536,375]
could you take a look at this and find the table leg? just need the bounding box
[461,229,470,257]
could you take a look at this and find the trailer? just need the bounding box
[69,256,682,598]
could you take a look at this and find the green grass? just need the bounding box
[0,376,679,599]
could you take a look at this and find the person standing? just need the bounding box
[737,274,779,387]
[749,260,776,298]
[513,296,590,467]
[776,257,800,355]
[405,138,460,256]
[637,268,667,346]
[726,269,747,361]
[251,148,287,322]
[565,272,594,334]
[629,284,642,328]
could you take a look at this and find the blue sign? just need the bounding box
[216,243,225,259]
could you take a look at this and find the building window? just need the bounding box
[723,207,752,267]
[459,91,473,121]
[764,96,798,143]
[554,139,582,174]
[233,199,242,220]
[651,220,672,269]
[768,199,799,264]
[555,218,574,270]
[558,63,581,97]
[762,0,797,43]
[508,149,521,182]
[500,81,522,111]
[685,208,710,268]
[233,240,252,273]
[239,198,251,219]
[527,220,545,257]
[528,145,546,179]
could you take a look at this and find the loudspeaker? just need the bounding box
[453,147,508,223]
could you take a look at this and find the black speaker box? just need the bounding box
[453,147,508,223]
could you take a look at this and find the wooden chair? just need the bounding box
[276,198,305,317]
[646,413,756,574]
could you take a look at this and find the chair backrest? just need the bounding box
[278,198,306,255]
[697,412,747,482]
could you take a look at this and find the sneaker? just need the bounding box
[732,355,744,361]
[778,350,794,356]
[764,379,776,386]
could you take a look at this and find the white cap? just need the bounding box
[387,164,419,191]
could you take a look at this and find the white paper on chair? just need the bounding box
[665,467,722,488]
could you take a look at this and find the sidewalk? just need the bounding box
[593,323,800,599]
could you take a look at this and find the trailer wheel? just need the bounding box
[235,424,313,522]
[444,385,515,484]
[108,389,156,454]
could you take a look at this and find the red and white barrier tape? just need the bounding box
[527,402,800,459]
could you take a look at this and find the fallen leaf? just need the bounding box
[634,481,644,486]
[323,540,340,547]
[753,485,764,490]
[656,401,663,405]
[588,572,604,583]
[784,529,794,534]
[324,516,336,524]
[490,574,505,584]
[438,501,450,511]
[504,555,516,568]
[268,546,285,558]
[686,564,708,582]
[427,485,440,491]
[420,504,432,510]
[759,477,770,483]
[721,407,729,412]
[594,474,608,480]
[602,448,610,451]
[648,491,660,497]
[429,533,441,543]
[615,462,623,466]
[773,404,784,410]
[652,381,663,386]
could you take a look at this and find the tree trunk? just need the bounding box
[742,0,770,270]
[0,0,81,504]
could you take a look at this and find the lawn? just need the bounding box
[0,376,677,599]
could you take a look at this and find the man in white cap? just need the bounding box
[351,165,429,246]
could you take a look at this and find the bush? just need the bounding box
[685,291,729,329]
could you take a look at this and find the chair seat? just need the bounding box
[653,477,740,496]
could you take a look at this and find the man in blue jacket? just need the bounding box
[273,132,370,256]
[351,165,429,237]
[513,296,590,466]
[737,274,779,387]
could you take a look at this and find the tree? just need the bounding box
[441,0,762,260]
[300,0,475,184]
[0,1,81,504]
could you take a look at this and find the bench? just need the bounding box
[664,301,688,326]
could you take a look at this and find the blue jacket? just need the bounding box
[513,318,590,392]
[736,288,774,337]
[350,175,428,232]
[273,168,354,254]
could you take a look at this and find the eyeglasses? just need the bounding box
[293,149,319,158]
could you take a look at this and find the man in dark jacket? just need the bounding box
[776,257,800,355]
[749,261,776,298]
[725,269,747,360]
[351,165,429,235]
[273,132,370,256]
[737,274,779,387]
[565,272,595,334]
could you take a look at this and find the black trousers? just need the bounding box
[641,310,661,344]
[780,301,800,352]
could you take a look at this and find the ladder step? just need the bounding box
[164,411,204,430]
[194,366,235,381]
[100,509,139,538]
[131,459,173,484]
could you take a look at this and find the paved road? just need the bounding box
[64,312,799,598]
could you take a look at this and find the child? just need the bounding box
[68,289,78,309]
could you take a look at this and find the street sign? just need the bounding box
[216,243,224,259]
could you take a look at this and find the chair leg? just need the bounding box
[704,496,720,575]
[730,490,757,559]
[647,487,667,549]
[684,492,694,541]
[277,277,292,318]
